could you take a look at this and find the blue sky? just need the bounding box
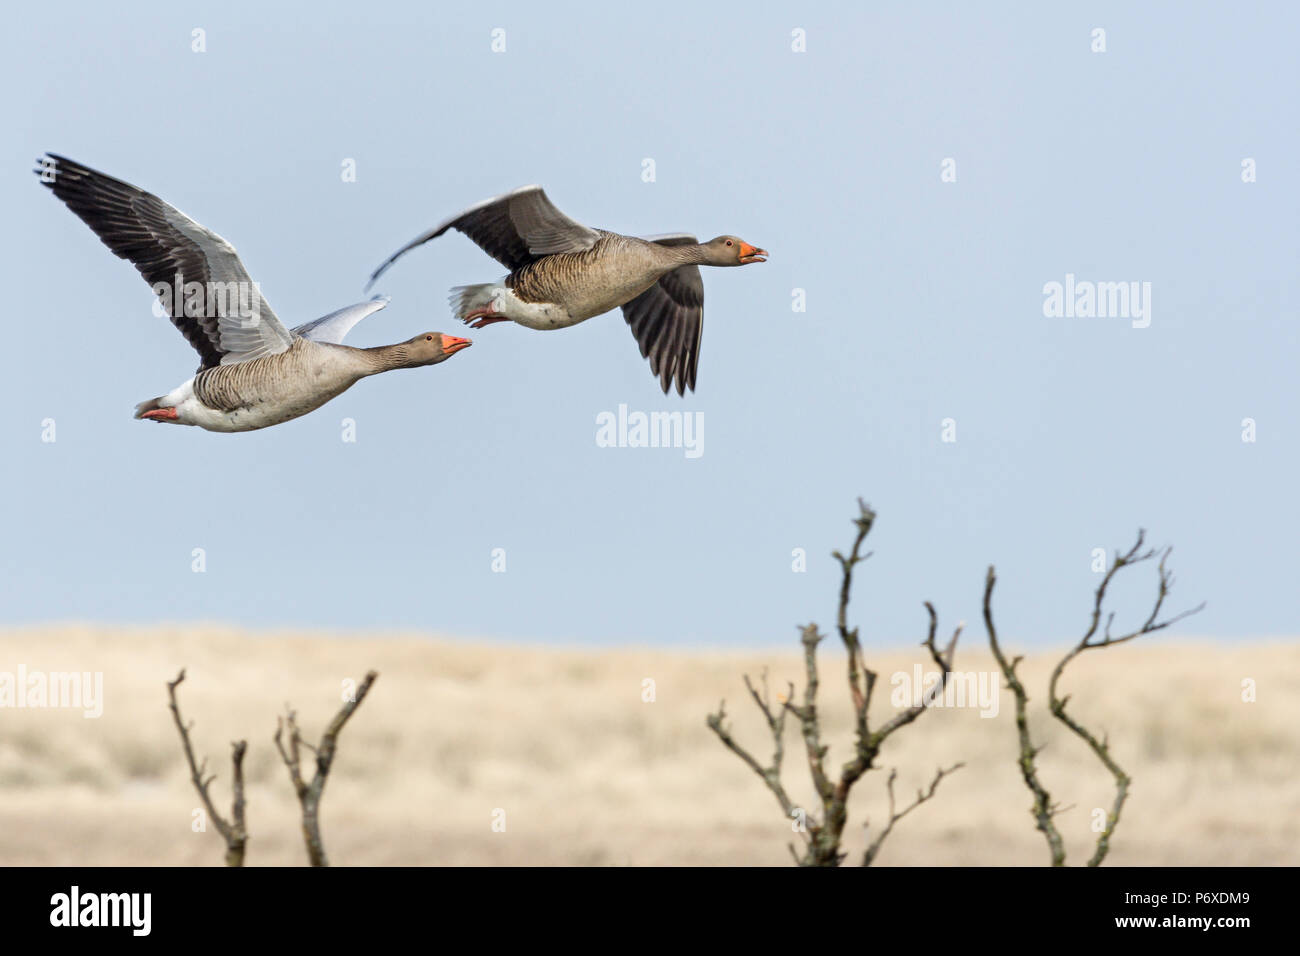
[2,2,1295,648]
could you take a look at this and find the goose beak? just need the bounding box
[739,243,768,264]
[441,334,472,355]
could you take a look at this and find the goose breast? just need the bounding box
[186,340,372,431]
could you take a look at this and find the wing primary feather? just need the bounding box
[37,153,292,371]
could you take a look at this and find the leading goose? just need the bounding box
[37,154,471,433]
[365,186,767,395]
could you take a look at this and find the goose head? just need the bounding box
[702,235,768,266]
[407,332,472,366]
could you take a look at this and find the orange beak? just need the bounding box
[738,242,768,264]
[440,334,472,355]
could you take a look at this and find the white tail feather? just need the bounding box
[448,283,503,321]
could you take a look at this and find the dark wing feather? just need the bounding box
[621,235,704,396]
[36,153,291,372]
[366,185,600,290]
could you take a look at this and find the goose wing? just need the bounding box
[292,296,389,344]
[37,153,293,372]
[621,234,704,396]
[366,185,600,290]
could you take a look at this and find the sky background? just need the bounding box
[1,2,1295,649]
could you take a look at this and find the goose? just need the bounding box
[365,186,767,395]
[36,154,471,433]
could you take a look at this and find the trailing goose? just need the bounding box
[36,154,471,433]
[365,186,767,395]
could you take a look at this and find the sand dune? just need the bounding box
[0,625,1294,866]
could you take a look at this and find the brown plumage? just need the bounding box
[38,153,472,432]
[366,186,766,395]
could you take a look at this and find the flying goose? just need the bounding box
[37,154,471,433]
[365,186,767,395]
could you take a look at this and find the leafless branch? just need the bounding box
[1048,533,1205,866]
[166,669,248,867]
[987,531,1204,866]
[984,567,1067,865]
[706,672,804,831]
[862,763,964,866]
[786,624,834,811]
[869,602,962,746]
[832,502,875,729]
[274,670,379,867]
[708,499,960,866]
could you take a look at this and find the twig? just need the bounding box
[984,568,1067,865]
[862,763,964,866]
[987,531,1204,866]
[1047,534,1204,866]
[274,670,378,867]
[706,670,809,858]
[869,602,962,746]
[707,499,961,866]
[787,624,834,809]
[166,669,248,867]
[832,502,875,730]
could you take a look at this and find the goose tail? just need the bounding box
[448,283,502,322]
[134,396,165,419]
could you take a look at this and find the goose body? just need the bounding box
[367,186,766,395]
[449,234,677,330]
[141,336,441,433]
[37,154,471,433]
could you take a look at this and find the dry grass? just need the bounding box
[0,624,1295,866]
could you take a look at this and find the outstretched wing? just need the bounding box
[37,153,293,371]
[366,184,600,290]
[621,234,704,396]
[291,296,389,344]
